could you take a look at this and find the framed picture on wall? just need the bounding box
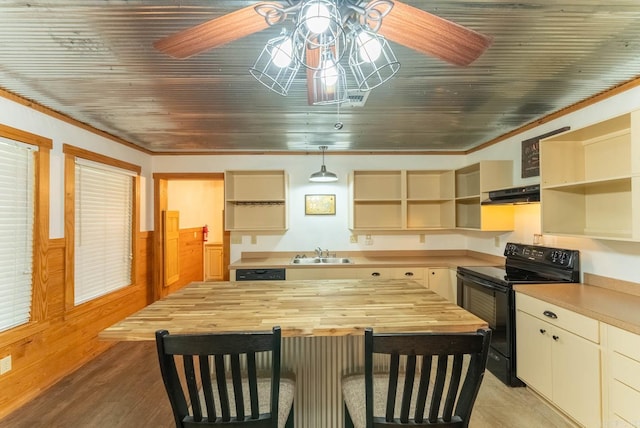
[305,194,336,215]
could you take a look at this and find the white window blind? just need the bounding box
[0,139,35,332]
[74,159,134,305]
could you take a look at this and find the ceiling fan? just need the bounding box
[154,0,492,104]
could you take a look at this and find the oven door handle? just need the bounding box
[457,272,508,293]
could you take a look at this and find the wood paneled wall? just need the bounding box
[0,233,153,419]
[163,227,205,296]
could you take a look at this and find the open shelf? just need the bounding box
[540,110,640,241]
[224,170,288,231]
[350,169,455,230]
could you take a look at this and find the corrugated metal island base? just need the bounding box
[100,279,487,427]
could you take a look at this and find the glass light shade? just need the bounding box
[312,49,348,105]
[250,32,301,96]
[348,29,400,91]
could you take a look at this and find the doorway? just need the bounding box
[152,173,229,301]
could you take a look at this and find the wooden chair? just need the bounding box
[155,326,295,428]
[342,328,492,428]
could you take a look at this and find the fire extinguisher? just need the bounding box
[202,224,209,242]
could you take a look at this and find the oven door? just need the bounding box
[456,271,510,359]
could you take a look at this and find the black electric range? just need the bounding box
[457,242,580,386]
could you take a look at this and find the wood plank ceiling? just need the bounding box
[0,0,639,153]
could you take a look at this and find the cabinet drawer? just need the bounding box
[610,379,640,428]
[609,324,640,363]
[612,352,640,392]
[516,293,599,343]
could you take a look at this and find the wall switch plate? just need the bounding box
[350,235,358,243]
[0,355,11,375]
[419,234,425,243]
[250,235,257,245]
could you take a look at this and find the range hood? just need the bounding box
[482,184,540,205]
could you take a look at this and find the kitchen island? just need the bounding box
[101,279,487,427]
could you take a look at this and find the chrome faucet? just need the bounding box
[315,247,323,258]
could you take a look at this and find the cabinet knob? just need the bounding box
[371,272,381,277]
[543,310,558,319]
[405,272,414,277]
[539,329,546,334]
[552,335,560,341]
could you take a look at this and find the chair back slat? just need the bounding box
[361,327,491,427]
[156,327,290,427]
[183,356,203,422]
[413,355,432,423]
[214,354,231,422]
[385,353,401,422]
[399,355,417,423]
[442,355,464,421]
[428,355,448,422]
[199,356,216,421]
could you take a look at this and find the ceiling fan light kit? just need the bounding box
[155,0,492,105]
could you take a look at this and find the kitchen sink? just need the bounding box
[290,257,353,265]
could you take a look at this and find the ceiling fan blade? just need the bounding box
[154,4,270,59]
[374,0,492,66]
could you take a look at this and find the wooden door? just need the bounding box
[163,210,180,286]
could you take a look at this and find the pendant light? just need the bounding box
[309,145,338,182]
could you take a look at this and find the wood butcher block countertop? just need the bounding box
[100,279,488,341]
[515,276,640,335]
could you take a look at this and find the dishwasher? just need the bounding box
[235,268,286,281]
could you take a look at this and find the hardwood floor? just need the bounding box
[0,341,576,428]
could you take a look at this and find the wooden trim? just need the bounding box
[63,144,142,174]
[153,172,224,180]
[63,154,76,311]
[153,178,167,301]
[0,87,152,155]
[31,148,50,321]
[63,282,144,321]
[467,75,640,154]
[0,122,52,150]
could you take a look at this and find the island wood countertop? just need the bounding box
[100,279,487,341]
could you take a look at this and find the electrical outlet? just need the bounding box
[419,234,425,243]
[365,234,373,246]
[231,234,242,244]
[0,355,11,375]
[250,235,257,244]
[350,235,358,243]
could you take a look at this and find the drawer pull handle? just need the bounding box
[543,310,558,319]
[539,329,546,334]
[552,335,560,341]
[371,272,381,277]
[405,272,414,277]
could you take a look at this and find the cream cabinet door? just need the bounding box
[516,310,553,398]
[552,326,601,428]
[427,268,454,302]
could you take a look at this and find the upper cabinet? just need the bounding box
[224,170,288,231]
[454,160,514,231]
[540,111,640,241]
[349,170,455,231]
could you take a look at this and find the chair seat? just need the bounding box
[342,373,462,428]
[194,374,295,428]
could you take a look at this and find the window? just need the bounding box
[0,138,36,332]
[64,145,140,307]
[73,158,135,304]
